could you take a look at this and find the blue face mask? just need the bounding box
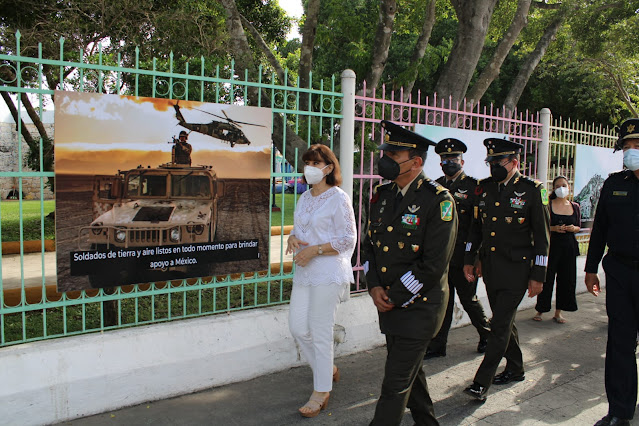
[623,149,639,171]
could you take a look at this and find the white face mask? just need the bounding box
[554,186,569,199]
[623,149,639,171]
[304,165,329,185]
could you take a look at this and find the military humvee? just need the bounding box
[79,161,224,287]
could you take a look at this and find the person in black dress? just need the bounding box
[533,176,580,323]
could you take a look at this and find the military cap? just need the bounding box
[614,118,639,151]
[179,130,188,137]
[379,120,436,151]
[435,138,467,157]
[484,138,523,161]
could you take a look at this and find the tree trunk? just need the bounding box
[503,15,564,113]
[433,0,499,107]
[240,14,288,85]
[466,0,533,104]
[219,0,309,169]
[298,0,321,109]
[402,0,436,102]
[362,0,397,96]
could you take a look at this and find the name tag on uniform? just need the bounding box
[613,191,628,196]
[401,214,420,229]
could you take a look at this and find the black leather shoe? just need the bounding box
[477,337,487,353]
[423,349,446,360]
[594,414,631,426]
[492,370,525,385]
[463,382,487,402]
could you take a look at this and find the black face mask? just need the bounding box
[378,155,412,181]
[490,163,509,182]
[441,162,461,177]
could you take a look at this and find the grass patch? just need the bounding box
[270,192,300,227]
[1,279,293,345]
[1,200,56,242]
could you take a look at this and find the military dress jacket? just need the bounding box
[463,170,550,284]
[585,169,639,273]
[436,172,478,267]
[362,172,458,339]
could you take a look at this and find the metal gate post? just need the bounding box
[539,108,551,186]
[340,69,356,200]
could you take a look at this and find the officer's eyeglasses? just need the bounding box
[441,158,461,164]
[485,158,511,168]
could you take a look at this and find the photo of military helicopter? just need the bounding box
[173,101,267,147]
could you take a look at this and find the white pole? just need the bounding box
[539,108,551,187]
[340,69,356,200]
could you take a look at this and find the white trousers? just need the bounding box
[288,282,346,392]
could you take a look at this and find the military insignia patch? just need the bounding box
[514,191,526,197]
[440,200,453,221]
[401,214,420,229]
[411,244,419,252]
[474,206,478,219]
[408,205,420,213]
[505,217,513,224]
[475,186,484,195]
[379,207,385,213]
[398,242,405,249]
[613,191,628,196]
[541,188,549,205]
[382,199,387,206]
[376,241,381,247]
[454,191,468,200]
[518,217,525,224]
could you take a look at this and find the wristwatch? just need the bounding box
[317,244,323,256]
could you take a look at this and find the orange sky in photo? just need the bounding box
[54,91,272,179]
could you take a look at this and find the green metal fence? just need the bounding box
[0,31,343,347]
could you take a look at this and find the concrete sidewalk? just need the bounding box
[63,288,636,426]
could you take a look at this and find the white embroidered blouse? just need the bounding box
[291,186,357,287]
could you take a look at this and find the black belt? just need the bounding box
[610,251,639,271]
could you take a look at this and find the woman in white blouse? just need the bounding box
[286,144,357,418]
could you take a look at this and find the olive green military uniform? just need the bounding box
[427,172,490,354]
[464,170,550,388]
[363,171,457,425]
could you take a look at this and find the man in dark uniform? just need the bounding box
[462,138,550,402]
[174,130,192,165]
[425,138,491,359]
[362,120,457,425]
[586,118,639,426]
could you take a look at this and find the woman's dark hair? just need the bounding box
[301,144,342,186]
[549,175,569,200]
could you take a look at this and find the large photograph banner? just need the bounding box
[54,91,272,292]
[573,144,622,223]
[414,124,507,180]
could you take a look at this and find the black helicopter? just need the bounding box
[173,102,266,147]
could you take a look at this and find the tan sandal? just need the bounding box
[299,393,330,418]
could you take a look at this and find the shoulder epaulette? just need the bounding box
[609,169,628,178]
[520,175,543,188]
[463,174,478,184]
[423,177,448,195]
[372,182,393,194]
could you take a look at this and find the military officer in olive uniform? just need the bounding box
[462,138,550,402]
[425,138,491,359]
[586,119,639,426]
[362,120,457,426]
